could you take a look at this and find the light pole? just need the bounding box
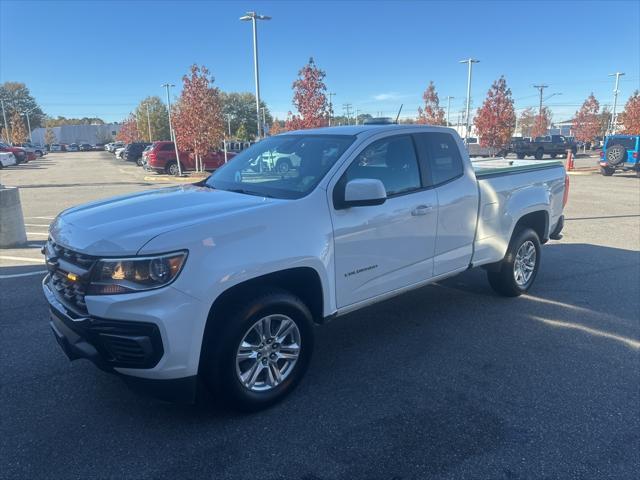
[23,109,35,142]
[145,104,153,142]
[1,99,9,143]
[460,58,479,143]
[609,72,625,134]
[445,96,454,127]
[225,114,232,137]
[328,92,336,126]
[261,107,267,135]
[162,83,182,176]
[240,11,271,140]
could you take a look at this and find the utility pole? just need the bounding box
[608,72,625,134]
[445,96,454,127]
[533,84,548,115]
[24,110,33,142]
[226,114,232,137]
[162,83,182,176]
[327,92,336,126]
[343,103,352,124]
[240,11,271,140]
[459,58,479,143]
[145,104,153,142]
[354,108,360,125]
[1,99,9,143]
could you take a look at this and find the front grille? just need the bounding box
[46,240,97,315]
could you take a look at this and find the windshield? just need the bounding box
[206,134,355,199]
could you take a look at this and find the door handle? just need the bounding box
[411,204,433,216]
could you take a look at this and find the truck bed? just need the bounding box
[472,158,564,178]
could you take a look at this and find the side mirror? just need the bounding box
[342,178,387,208]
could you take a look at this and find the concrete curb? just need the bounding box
[567,168,599,176]
[0,187,28,247]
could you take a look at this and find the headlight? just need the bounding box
[88,251,187,295]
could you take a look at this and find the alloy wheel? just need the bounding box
[513,240,536,286]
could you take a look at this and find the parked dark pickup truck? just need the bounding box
[511,135,577,160]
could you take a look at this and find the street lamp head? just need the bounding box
[459,58,480,64]
[240,12,270,21]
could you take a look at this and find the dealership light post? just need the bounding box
[460,58,479,143]
[445,96,454,127]
[162,83,182,176]
[145,104,153,142]
[609,72,625,134]
[240,11,271,140]
[1,99,10,142]
[23,109,34,142]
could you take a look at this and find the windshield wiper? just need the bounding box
[226,188,274,198]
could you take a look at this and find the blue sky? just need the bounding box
[1,0,639,123]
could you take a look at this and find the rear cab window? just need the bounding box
[413,132,464,186]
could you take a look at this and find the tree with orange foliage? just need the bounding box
[621,90,640,135]
[417,81,446,125]
[285,58,329,131]
[473,76,516,148]
[531,106,552,138]
[172,64,224,171]
[573,93,600,143]
[269,119,284,135]
[115,114,140,143]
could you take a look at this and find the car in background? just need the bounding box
[79,143,93,151]
[146,141,235,175]
[50,144,62,152]
[0,151,17,168]
[123,142,151,163]
[139,144,154,166]
[0,142,28,163]
[19,142,47,157]
[511,135,577,159]
[67,143,79,152]
[93,143,106,151]
[115,146,126,159]
[599,135,640,177]
[105,141,124,153]
[465,137,498,158]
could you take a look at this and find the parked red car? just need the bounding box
[146,141,235,175]
[0,142,30,163]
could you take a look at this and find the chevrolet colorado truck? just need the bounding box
[42,125,568,410]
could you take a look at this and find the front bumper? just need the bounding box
[43,278,202,403]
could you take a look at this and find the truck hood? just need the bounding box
[50,185,276,256]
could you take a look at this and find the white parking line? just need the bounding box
[0,270,47,279]
[0,255,44,263]
[24,224,50,227]
[28,216,55,220]
[26,232,49,236]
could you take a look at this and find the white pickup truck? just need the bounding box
[43,125,568,410]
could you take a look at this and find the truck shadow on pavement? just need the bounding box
[2,242,639,479]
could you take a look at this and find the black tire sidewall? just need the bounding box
[203,291,314,411]
[606,145,626,166]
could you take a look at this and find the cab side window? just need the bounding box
[414,132,463,186]
[343,135,421,197]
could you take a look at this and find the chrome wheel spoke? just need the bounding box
[236,314,301,392]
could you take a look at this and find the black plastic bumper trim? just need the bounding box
[550,215,564,240]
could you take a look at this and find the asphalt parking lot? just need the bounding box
[1,152,639,479]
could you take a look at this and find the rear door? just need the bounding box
[330,134,438,308]
[414,132,478,276]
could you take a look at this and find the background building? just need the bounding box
[29,123,121,145]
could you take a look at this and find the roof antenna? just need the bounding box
[394,104,403,124]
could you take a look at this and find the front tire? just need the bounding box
[516,153,525,159]
[200,289,315,411]
[165,161,181,176]
[487,228,541,297]
[534,148,544,160]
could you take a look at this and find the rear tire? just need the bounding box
[600,166,615,176]
[200,288,314,412]
[487,228,541,297]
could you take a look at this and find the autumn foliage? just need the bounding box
[572,93,600,142]
[473,76,516,147]
[285,58,329,130]
[417,81,446,125]
[172,64,224,170]
[621,90,640,134]
[269,119,284,135]
[115,114,140,143]
[531,107,552,139]
[9,110,28,144]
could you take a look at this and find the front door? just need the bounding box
[330,135,438,308]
